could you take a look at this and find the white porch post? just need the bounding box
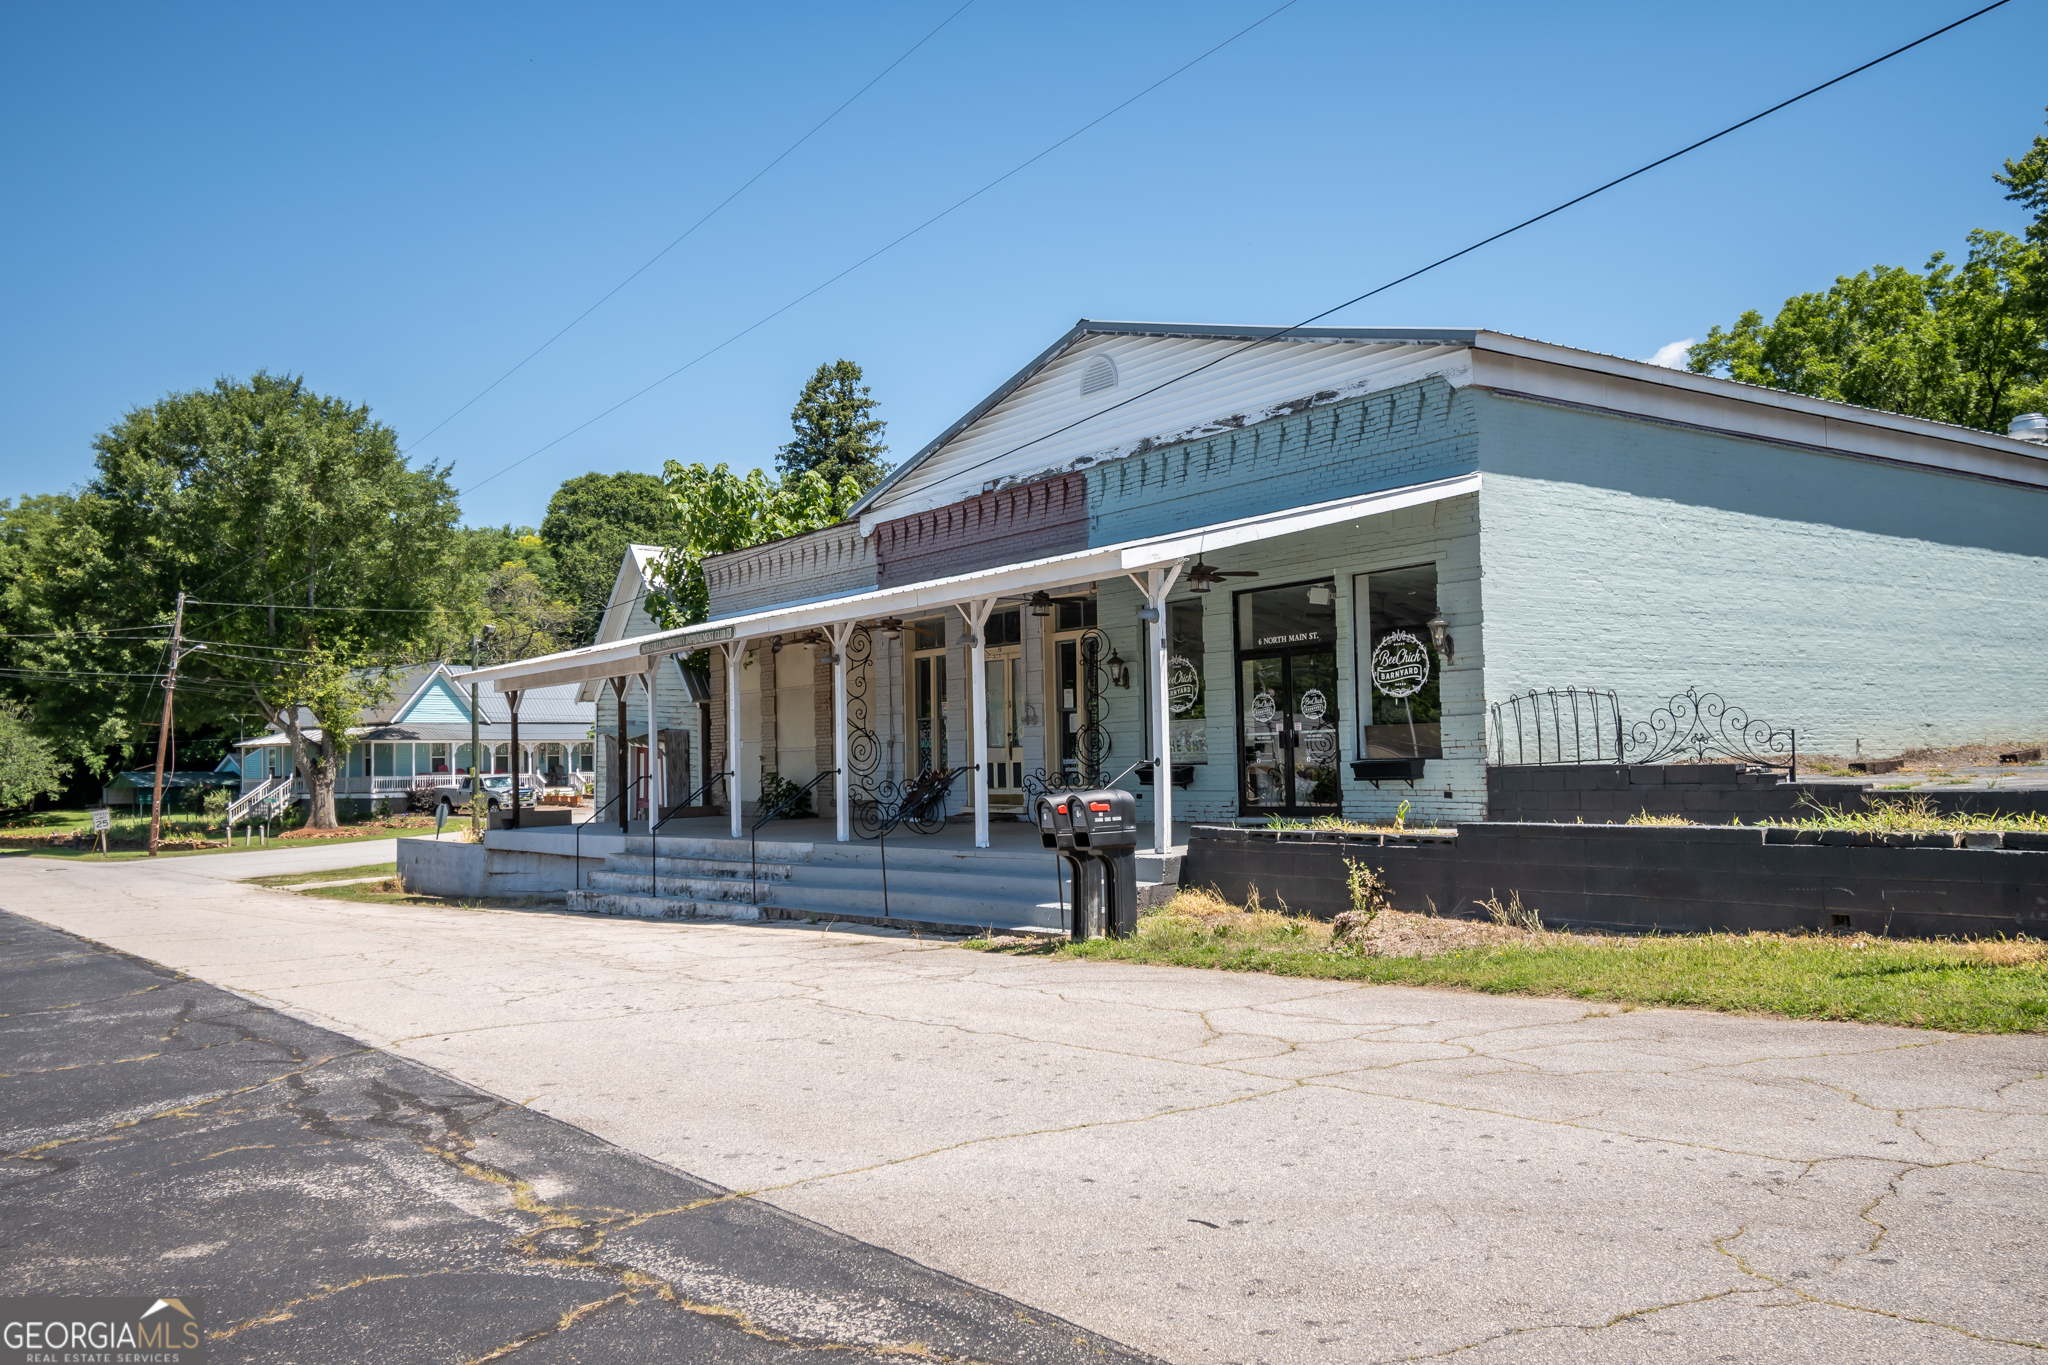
[724,642,745,840]
[961,598,998,850]
[828,622,854,844]
[1144,562,1185,855]
[640,668,659,822]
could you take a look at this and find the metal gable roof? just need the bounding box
[851,319,2048,527]
[849,320,1481,523]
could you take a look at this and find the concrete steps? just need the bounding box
[563,830,1180,933]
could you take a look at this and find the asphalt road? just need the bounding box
[0,910,1150,1363]
[3,847,2046,1363]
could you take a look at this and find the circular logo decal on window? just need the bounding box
[1167,656,1202,715]
[1299,688,1328,722]
[1372,630,1431,699]
[1251,691,1277,724]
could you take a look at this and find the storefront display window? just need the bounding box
[1166,599,1206,765]
[1353,564,1444,760]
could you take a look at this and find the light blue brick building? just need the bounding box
[474,322,2048,851]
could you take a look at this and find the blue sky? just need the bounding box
[3,1,2043,528]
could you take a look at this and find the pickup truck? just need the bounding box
[416,774,537,815]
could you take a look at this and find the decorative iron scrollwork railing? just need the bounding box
[1622,686,1797,775]
[1492,686,1796,777]
[853,766,968,839]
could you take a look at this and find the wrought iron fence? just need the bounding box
[1491,688,1623,766]
[1493,685,1797,777]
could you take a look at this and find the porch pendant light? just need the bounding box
[1029,591,1053,618]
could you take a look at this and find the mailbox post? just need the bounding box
[1034,788,1140,941]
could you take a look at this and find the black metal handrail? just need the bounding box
[648,771,729,899]
[751,769,839,907]
[575,775,649,890]
[852,765,975,923]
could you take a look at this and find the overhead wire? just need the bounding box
[458,0,1306,496]
[875,0,2021,508]
[404,0,982,455]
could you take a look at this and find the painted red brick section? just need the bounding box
[874,473,1089,588]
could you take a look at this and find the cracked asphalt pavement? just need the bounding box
[0,911,1149,1363]
[2,846,2045,1362]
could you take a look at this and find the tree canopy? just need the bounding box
[537,470,687,647]
[646,463,858,630]
[1688,118,2048,432]
[4,372,468,825]
[0,699,64,813]
[775,359,889,512]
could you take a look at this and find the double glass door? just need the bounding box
[1238,652,1341,813]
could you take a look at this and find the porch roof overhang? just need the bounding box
[462,472,1481,693]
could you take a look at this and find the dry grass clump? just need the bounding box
[1133,884,1572,961]
[1959,938,2047,967]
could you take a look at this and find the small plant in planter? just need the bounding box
[758,772,814,819]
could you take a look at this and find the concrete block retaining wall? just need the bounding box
[1486,764,2048,823]
[397,836,605,902]
[1181,823,2048,939]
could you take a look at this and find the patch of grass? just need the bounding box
[965,889,2048,1033]
[294,881,558,913]
[1781,795,2048,834]
[244,861,397,888]
[14,829,410,861]
[1624,796,2048,835]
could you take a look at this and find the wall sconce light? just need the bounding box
[1427,612,1454,662]
[769,635,784,654]
[1028,591,1053,618]
[1106,645,1131,689]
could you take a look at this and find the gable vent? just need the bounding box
[1080,355,1118,397]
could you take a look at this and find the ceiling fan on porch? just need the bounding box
[1182,559,1259,594]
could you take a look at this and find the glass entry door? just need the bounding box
[983,648,1023,811]
[1235,578,1341,816]
[1238,654,1341,813]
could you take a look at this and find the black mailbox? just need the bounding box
[1035,789,1140,941]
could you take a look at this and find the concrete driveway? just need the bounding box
[3,847,2044,1363]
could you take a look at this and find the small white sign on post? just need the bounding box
[90,807,111,833]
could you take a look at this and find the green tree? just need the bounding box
[0,699,64,812]
[646,463,859,630]
[1995,110,2048,245]
[1688,121,2048,432]
[537,471,687,648]
[7,372,468,827]
[775,360,889,510]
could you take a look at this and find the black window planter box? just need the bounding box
[1350,757,1428,786]
[1138,764,1196,789]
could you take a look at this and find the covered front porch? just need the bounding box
[462,472,1483,881]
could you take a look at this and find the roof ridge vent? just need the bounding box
[1080,354,1118,397]
[2008,412,2048,443]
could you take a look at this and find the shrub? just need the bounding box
[759,771,813,818]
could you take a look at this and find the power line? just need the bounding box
[879,0,2019,507]
[459,0,1304,496]
[406,0,981,456]
[185,598,448,615]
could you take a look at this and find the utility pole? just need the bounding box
[470,624,493,837]
[148,592,188,858]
